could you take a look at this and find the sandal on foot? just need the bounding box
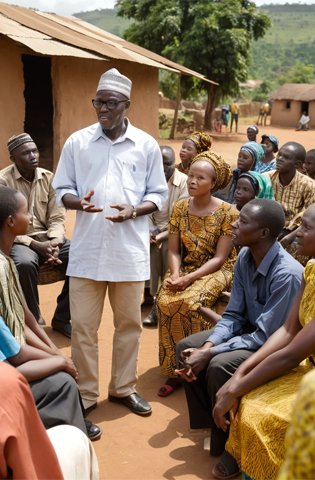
[158,379,181,397]
[158,384,176,397]
[212,451,240,479]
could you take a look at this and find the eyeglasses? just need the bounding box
[92,99,127,110]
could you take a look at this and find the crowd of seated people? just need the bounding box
[211,203,315,479]
[145,125,315,480]
[2,109,315,480]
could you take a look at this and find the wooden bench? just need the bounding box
[38,263,66,286]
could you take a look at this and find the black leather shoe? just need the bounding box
[108,393,152,416]
[51,321,72,339]
[84,419,102,441]
[142,307,157,327]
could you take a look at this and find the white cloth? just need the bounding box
[299,114,310,125]
[47,425,99,480]
[52,120,168,281]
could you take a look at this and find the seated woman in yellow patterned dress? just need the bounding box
[278,368,315,480]
[156,151,238,396]
[211,203,315,480]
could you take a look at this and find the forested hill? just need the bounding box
[75,4,315,83]
[250,3,315,80]
[74,8,131,38]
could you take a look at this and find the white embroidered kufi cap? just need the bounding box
[96,68,132,98]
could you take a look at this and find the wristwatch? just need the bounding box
[131,207,137,219]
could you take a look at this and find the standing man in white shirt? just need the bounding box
[53,68,168,416]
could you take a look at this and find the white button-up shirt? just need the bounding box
[53,121,168,281]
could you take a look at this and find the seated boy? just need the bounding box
[0,185,101,440]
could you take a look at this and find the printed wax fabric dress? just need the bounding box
[157,198,238,378]
[226,259,315,480]
[278,369,315,480]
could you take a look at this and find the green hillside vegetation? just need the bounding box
[249,4,315,81]
[74,8,131,37]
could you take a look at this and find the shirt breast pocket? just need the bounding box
[121,161,145,194]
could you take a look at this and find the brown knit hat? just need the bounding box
[191,150,232,192]
[7,133,34,154]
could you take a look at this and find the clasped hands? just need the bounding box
[62,355,79,381]
[175,346,213,382]
[165,273,193,291]
[176,346,240,431]
[31,239,63,265]
[81,190,134,222]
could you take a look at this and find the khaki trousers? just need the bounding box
[70,277,144,408]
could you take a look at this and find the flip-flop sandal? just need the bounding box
[212,451,240,479]
[157,384,175,397]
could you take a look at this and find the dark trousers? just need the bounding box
[10,240,71,325]
[176,330,253,456]
[30,371,87,434]
[230,113,239,132]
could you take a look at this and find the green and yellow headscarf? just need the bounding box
[238,171,274,199]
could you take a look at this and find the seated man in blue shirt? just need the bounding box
[176,198,303,457]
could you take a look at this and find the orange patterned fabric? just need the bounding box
[157,198,238,377]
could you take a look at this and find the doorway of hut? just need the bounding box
[301,101,309,115]
[22,54,53,171]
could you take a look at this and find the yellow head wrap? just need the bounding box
[191,150,232,192]
[186,131,212,154]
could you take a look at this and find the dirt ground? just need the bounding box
[40,124,313,480]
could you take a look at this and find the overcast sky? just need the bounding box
[2,0,315,16]
[2,0,116,15]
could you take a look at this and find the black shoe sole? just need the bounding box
[108,394,152,416]
[88,428,102,441]
[142,321,158,327]
[88,430,103,442]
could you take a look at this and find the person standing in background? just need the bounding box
[229,100,239,133]
[143,145,188,327]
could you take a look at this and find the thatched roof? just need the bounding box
[270,83,315,101]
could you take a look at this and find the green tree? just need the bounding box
[251,80,274,102]
[117,0,271,129]
[278,61,315,84]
